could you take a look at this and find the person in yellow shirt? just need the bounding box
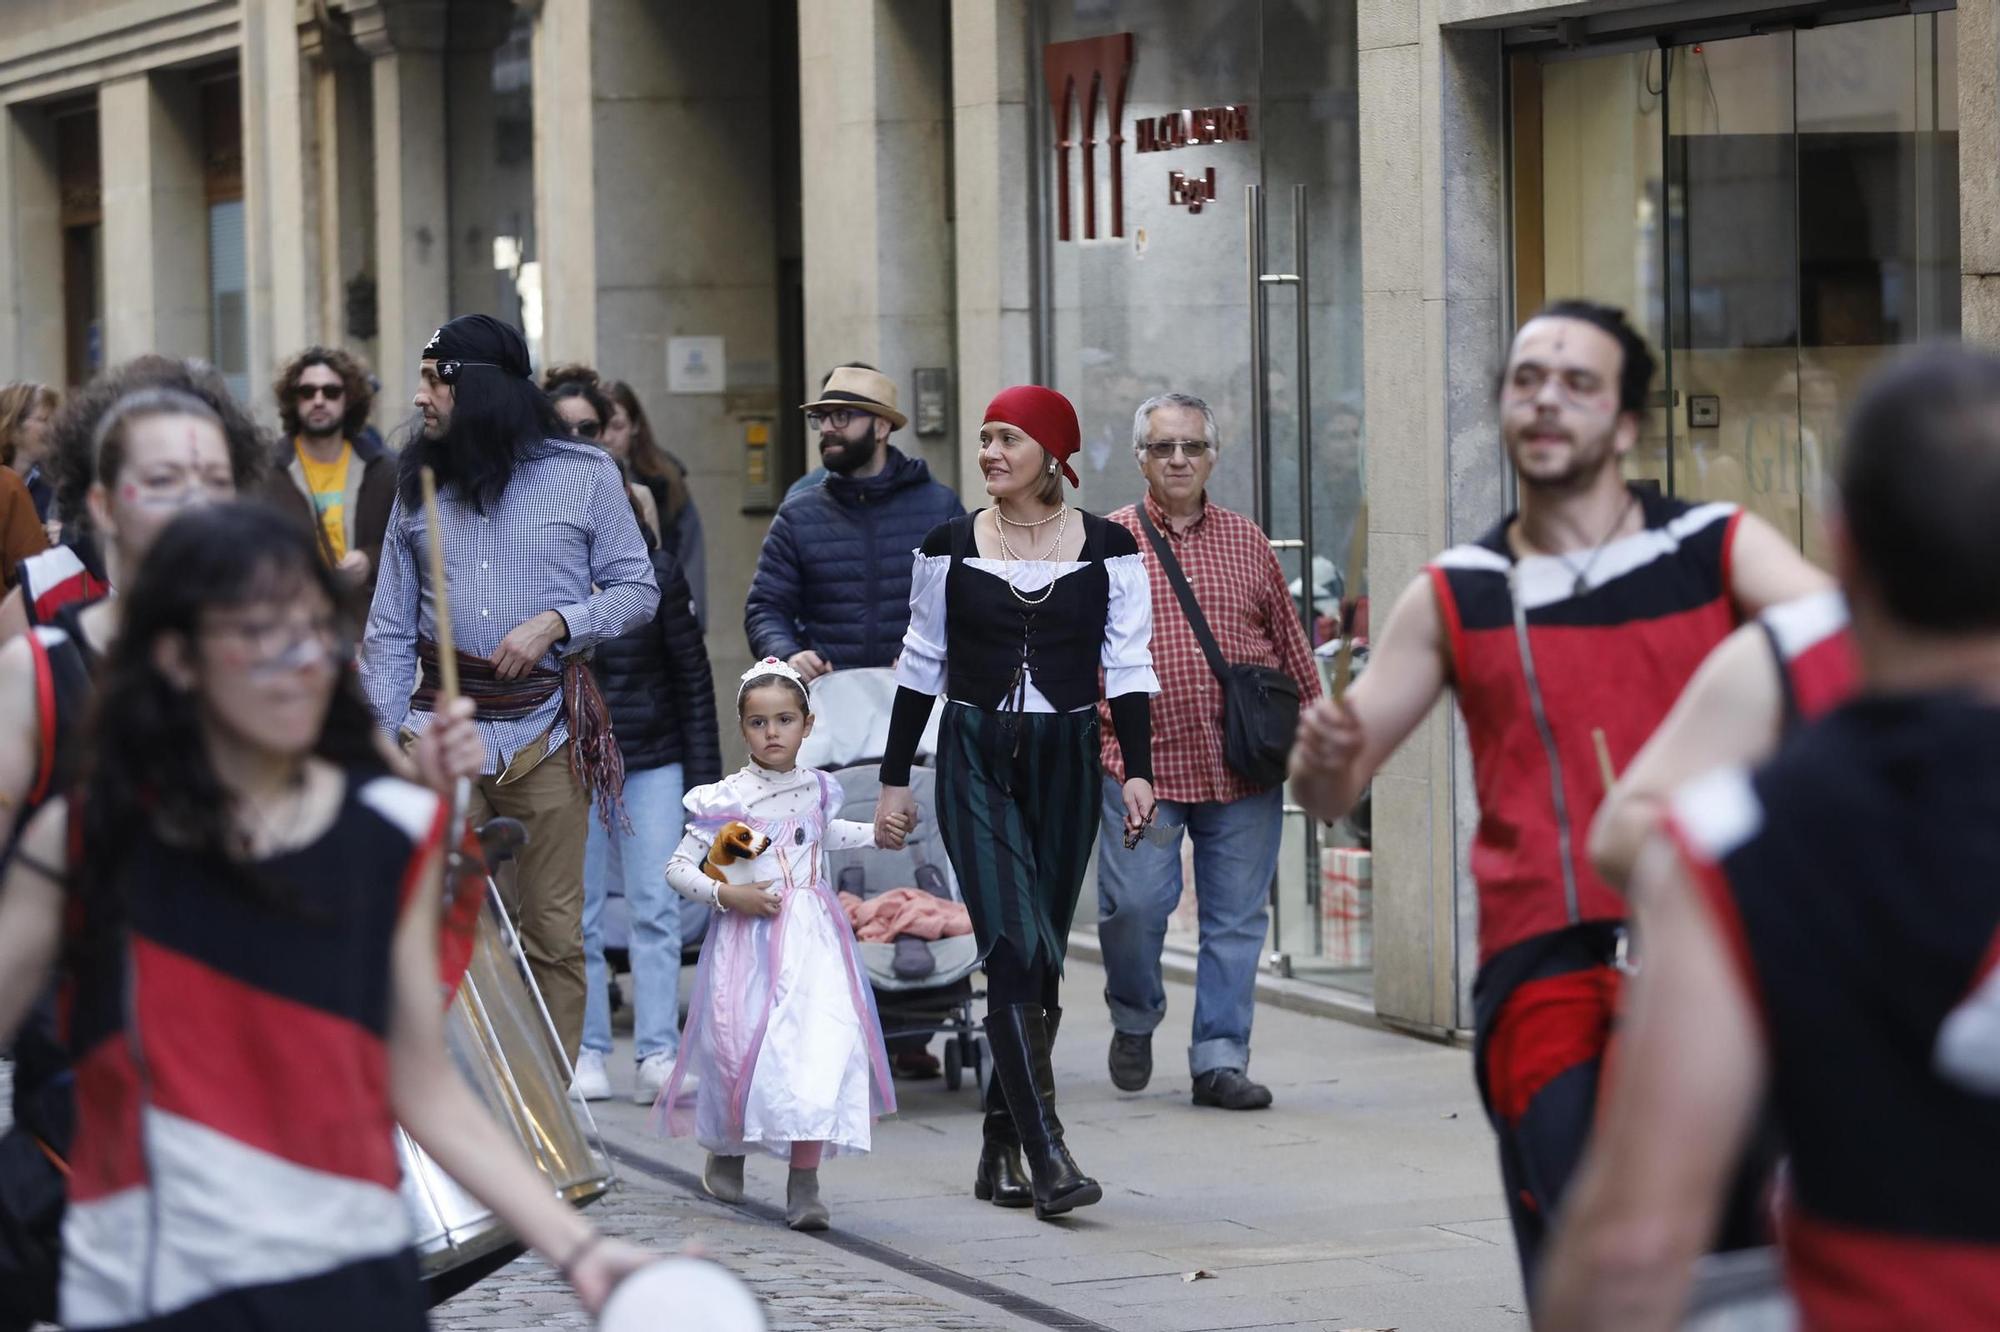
[263,347,396,607]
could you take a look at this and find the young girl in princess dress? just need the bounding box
[655,659,909,1230]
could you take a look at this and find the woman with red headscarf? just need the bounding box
[873,386,1159,1221]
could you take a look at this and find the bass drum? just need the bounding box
[397,879,613,1305]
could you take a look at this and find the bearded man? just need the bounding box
[744,364,964,682]
[1289,300,1828,1284]
[359,314,657,1059]
[262,345,394,603]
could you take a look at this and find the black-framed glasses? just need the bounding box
[570,419,602,440]
[296,384,345,402]
[805,408,868,432]
[1140,439,1211,460]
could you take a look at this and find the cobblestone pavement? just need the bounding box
[429,1158,1036,1332]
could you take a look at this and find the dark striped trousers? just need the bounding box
[934,701,1100,981]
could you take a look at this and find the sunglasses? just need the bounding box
[1140,439,1211,460]
[570,418,602,440]
[296,384,345,402]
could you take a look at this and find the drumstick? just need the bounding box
[1330,504,1369,703]
[1591,727,1617,793]
[419,467,474,871]
[419,466,459,702]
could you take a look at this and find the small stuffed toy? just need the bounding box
[702,821,771,886]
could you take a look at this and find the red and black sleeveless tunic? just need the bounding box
[17,539,108,630]
[1758,589,1858,734]
[1672,694,2000,1329]
[1428,488,1743,965]
[20,602,98,817]
[59,772,446,1331]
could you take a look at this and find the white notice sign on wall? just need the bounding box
[667,336,726,394]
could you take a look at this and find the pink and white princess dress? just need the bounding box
[655,763,896,1157]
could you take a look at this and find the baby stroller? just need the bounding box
[800,668,987,1093]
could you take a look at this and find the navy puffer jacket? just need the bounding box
[744,447,964,670]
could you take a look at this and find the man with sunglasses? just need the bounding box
[1096,393,1321,1112]
[745,364,962,685]
[262,347,394,604]
[1289,300,1828,1285]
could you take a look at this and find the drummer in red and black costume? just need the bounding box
[1290,300,1829,1282]
[1540,343,2000,1330]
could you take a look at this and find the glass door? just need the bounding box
[1518,10,1959,556]
[1036,0,1367,995]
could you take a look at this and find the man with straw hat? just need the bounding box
[360,313,657,1061]
[1288,300,1827,1287]
[745,364,963,685]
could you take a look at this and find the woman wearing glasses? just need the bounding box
[541,362,722,1109]
[872,385,1159,1220]
[265,346,395,605]
[0,502,651,1330]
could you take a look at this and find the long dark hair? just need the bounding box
[602,378,690,524]
[76,502,384,919]
[397,366,566,513]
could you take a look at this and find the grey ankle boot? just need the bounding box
[703,1152,745,1203]
[786,1167,830,1231]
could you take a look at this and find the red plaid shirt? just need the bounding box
[1100,493,1323,804]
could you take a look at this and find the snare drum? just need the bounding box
[399,880,613,1297]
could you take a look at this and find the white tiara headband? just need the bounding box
[738,656,809,706]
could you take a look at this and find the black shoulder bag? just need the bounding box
[1136,509,1301,790]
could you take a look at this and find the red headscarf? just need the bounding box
[983,385,1081,488]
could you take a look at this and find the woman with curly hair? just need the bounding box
[603,379,708,630]
[540,362,721,1106]
[263,346,394,602]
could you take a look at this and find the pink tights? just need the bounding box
[789,1141,824,1170]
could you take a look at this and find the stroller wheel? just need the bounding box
[944,1039,963,1091]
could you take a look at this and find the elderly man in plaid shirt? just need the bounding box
[1097,393,1322,1110]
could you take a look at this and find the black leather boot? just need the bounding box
[986,1004,1101,1219]
[973,1074,1032,1207]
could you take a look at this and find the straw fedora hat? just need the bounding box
[801,366,907,431]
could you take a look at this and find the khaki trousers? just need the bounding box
[467,738,589,1063]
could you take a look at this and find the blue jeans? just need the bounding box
[582,762,687,1059]
[1095,776,1282,1077]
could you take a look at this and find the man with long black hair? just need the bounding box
[360,314,657,1059]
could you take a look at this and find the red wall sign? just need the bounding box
[1044,33,1252,239]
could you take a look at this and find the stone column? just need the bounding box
[303,17,379,372]
[98,71,207,365]
[240,0,317,405]
[798,0,958,483]
[949,0,1035,494]
[0,104,62,383]
[1357,0,1510,1034]
[531,0,593,367]
[1961,0,2000,345]
[348,1,451,426]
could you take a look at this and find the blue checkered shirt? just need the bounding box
[359,438,660,773]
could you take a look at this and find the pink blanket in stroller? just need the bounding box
[838,888,973,943]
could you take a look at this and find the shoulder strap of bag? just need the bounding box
[1136,507,1231,684]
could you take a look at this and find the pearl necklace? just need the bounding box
[994,504,1069,606]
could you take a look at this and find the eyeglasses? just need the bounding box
[805,408,869,432]
[203,614,353,677]
[569,419,602,440]
[1140,439,1211,460]
[296,384,345,402]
